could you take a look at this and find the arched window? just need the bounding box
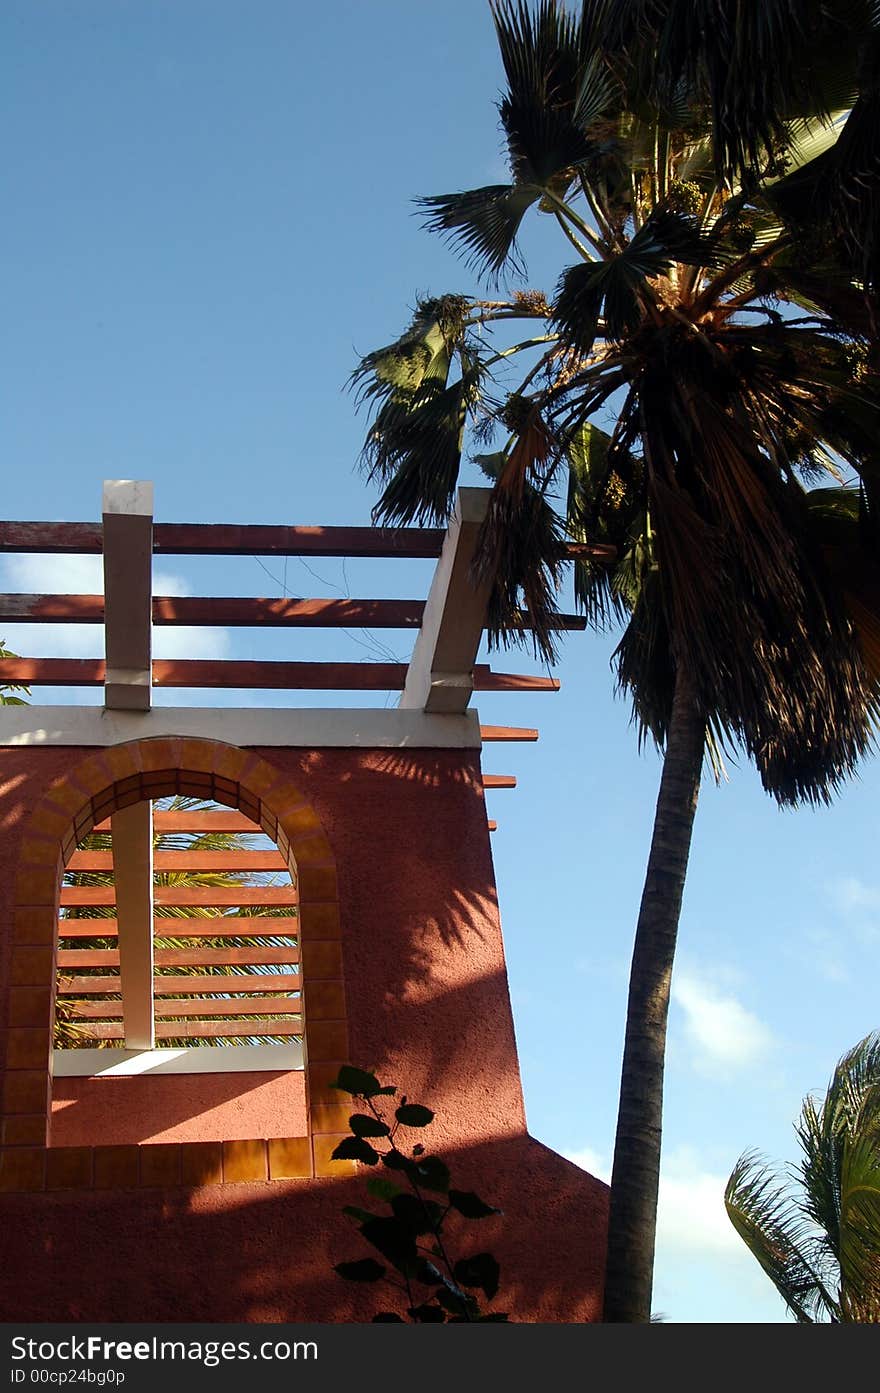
[0,737,354,1191]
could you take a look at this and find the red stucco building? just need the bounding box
[0,483,607,1321]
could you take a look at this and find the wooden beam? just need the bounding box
[0,519,615,562]
[0,658,558,691]
[479,725,539,742]
[67,849,289,873]
[58,973,302,995]
[69,999,302,1019]
[77,1020,303,1040]
[60,885,298,908]
[482,775,517,789]
[58,946,299,968]
[0,592,587,632]
[102,480,153,711]
[58,916,300,939]
[110,801,154,1049]
[400,487,493,714]
[94,811,262,834]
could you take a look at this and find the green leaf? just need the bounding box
[395,1103,434,1128]
[453,1253,501,1301]
[331,1136,379,1165]
[331,1066,384,1098]
[349,1113,391,1139]
[366,1177,403,1202]
[448,1190,502,1220]
[333,1259,386,1283]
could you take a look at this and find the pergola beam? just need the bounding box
[109,800,155,1050]
[102,480,153,711]
[400,488,495,714]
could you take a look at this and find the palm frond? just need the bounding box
[725,1150,840,1322]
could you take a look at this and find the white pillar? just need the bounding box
[103,480,153,711]
[111,800,155,1050]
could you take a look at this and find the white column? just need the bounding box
[111,800,155,1050]
[400,487,493,714]
[102,480,153,711]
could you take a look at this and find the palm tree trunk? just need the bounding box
[602,664,706,1322]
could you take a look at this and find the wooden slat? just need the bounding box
[67,849,288,872]
[94,811,262,834]
[58,946,299,969]
[69,998,302,1019]
[0,593,586,633]
[153,523,446,558]
[0,519,614,562]
[61,885,297,908]
[0,658,558,692]
[482,775,517,789]
[488,821,497,832]
[76,1020,303,1040]
[58,973,302,995]
[58,916,299,939]
[479,726,539,742]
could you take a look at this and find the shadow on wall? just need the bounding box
[0,1132,608,1324]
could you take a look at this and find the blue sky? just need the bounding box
[4,0,879,1322]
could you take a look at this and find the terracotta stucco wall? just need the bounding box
[0,742,608,1322]
[51,1071,307,1145]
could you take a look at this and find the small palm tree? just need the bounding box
[726,1033,880,1322]
[0,639,29,706]
[351,0,880,1320]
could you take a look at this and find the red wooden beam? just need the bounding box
[482,775,517,789]
[60,885,297,908]
[67,849,289,872]
[0,593,587,632]
[68,998,302,1019]
[58,946,299,969]
[0,519,614,562]
[58,916,300,938]
[479,725,539,742]
[58,973,302,995]
[0,658,559,691]
[75,1020,303,1040]
[93,811,263,834]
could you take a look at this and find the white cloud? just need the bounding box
[565,1143,744,1260]
[672,970,774,1073]
[0,553,188,596]
[0,555,229,663]
[832,876,880,913]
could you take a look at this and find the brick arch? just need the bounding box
[0,736,355,1194]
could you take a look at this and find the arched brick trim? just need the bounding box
[0,736,355,1193]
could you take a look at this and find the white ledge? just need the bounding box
[0,705,483,749]
[52,1043,304,1076]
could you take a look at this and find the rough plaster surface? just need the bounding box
[0,743,608,1322]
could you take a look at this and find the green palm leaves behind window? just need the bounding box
[56,794,299,1051]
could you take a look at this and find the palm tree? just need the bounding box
[350,1,880,1320]
[726,1033,880,1322]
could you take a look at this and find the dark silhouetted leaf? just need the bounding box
[349,1113,391,1139]
[391,1192,445,1235]
[334,1259,385,1283]
[395,1103,434,1128]
[367,1177,403,1202]
[331,1136,379,1165]
[408,1303,446,1322]
[448,1190,502,1219]
[454,1252,501,1301]
[360,1217,419,1270]
[331,1066,384,1098]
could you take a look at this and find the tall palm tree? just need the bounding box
[350,1,880,1320]
[726,1033,880,1322]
